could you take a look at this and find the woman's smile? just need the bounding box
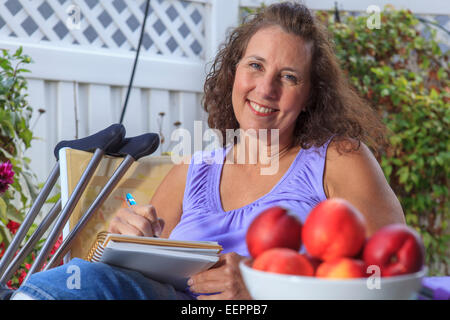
[247,99,279,117]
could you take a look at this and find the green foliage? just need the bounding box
[0,47,38,235]
[0,47,41,287]
[319,7,449,275]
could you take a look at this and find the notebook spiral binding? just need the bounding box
[85,231,109,262]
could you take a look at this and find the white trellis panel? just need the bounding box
[0,0,207,58]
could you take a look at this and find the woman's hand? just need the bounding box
[108,204,165,237]
[187,252,252,300]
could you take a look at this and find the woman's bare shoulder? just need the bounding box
[324,138,383,196]
[324,138,405,235]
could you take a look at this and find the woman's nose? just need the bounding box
[255,74,279,100]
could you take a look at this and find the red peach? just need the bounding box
[316,257,367,279]
[302,198,367,261]
[252,248,314,276]
[246,206,303,259]
[363,224,425,277]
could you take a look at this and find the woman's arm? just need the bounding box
[323,139,406,237]
[149,159,190,238]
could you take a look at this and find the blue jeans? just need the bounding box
[13,258,194,300]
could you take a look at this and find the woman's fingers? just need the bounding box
[155,217,165,237]
[108,216,144,236]
[117,207,153,236]
[188,268,223,291]
[130,204,165,237]
[110,205,165,237]
[187,252,252,299]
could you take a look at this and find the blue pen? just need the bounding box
[126,193,137,206]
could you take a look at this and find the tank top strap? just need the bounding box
[182,146,230,213]
[278,136,335,203]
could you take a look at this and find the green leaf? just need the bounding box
[398,166,410,184]
[384,165,393,177]
[381,88,390,96]
[435,154,444,166]
[6,206,24,222]
[0,197,7,221]
[45,192,60,204]
[430,88,439,100]
[14,47,23,57]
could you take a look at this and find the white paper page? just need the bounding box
[99,246,219,290]
[108,241,220,256]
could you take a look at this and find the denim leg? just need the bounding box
[13,258,194,300]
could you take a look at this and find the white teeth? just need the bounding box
[249,101,276,114]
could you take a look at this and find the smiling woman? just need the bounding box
[12,2,406,301]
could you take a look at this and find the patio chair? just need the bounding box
[0,124,168,299]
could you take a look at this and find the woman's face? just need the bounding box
[232,25,312,145]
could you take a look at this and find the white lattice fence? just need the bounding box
[0,0,206,59]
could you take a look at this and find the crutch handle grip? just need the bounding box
[53,124,126,160]
[115,133,160,160]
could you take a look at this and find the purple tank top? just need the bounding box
[169,139,332,257]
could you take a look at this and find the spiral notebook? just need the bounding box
[87,232,223,290]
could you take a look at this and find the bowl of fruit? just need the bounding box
[239,199,427,300]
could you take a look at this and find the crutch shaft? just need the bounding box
[46,155,135,269]
[23,149,105,282]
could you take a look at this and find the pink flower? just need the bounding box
[7,220,20,235]
[7,280,14,289]
[0,161,14,194]
[18,270,27,285]
[50,235,63,255]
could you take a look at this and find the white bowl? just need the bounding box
[239,259,427,300]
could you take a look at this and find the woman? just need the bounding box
[13,2,405,300]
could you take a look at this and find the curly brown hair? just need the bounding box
[202,1,389,157]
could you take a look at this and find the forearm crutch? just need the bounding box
[0,124,126,299]
[43,132,160,271]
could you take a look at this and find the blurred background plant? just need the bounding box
[0,47,37,240]
[317,6,449,276]
[0,47,62,289]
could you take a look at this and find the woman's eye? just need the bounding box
[283,74,298,83]
[249,63,262,70]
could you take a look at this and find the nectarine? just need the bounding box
[302,198,366,261]
[252,248,314,276]
[363,224,425,277]
[316,257,366,279]
[246,206,303,258]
